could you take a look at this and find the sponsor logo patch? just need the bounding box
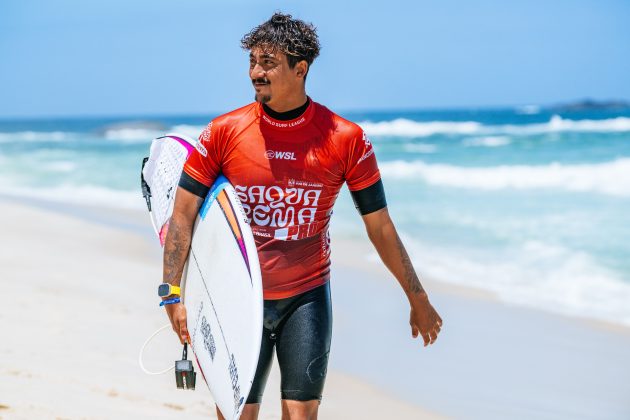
[265,150,297,160]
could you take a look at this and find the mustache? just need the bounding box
[252,78,270,85]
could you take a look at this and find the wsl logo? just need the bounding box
[265,150,297,160]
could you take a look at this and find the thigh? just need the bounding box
[245,326,275,404]
[275,283,332,401]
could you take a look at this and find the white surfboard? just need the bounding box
[141,134,263,420]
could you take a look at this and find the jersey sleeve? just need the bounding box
[344,129,381,191]
[182,121,222,187]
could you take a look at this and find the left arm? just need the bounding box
[362,207,443,346]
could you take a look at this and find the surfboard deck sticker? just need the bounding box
[141,134,263,420]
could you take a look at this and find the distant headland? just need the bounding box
[549,99,630,112]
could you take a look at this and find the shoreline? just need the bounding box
[5,191,629,335]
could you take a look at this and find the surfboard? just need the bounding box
[141,133,263,420]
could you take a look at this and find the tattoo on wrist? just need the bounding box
[396,234,424,295]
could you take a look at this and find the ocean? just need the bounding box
[1,106,629,327]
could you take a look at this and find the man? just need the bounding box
[162,12,442,420]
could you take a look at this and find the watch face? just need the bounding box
[158,283,171,297]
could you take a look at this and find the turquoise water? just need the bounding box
[1,107,629,325]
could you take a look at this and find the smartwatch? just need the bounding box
[158,283,181,298]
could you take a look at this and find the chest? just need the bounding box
[221,126,344,192]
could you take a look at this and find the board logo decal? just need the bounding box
[201,315,217,361]
[200,175,230,219]
[229,354,244,415]
[216,190,252,283]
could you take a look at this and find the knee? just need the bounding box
[218,403,260,420]
[281,399,320,420]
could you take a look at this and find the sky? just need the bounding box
[1,0,629,118]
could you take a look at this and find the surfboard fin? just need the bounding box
[140,157,152,211]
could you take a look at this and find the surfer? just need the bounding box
[162,12,442,420]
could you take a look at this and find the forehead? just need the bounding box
[249,47,287,61]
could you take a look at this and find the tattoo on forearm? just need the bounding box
[164,218,189,285]
[163,197,203,285]
[395,234,424,295]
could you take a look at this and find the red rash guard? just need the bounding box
[183,100,381,299]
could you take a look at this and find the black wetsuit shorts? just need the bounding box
[246,282,332,403]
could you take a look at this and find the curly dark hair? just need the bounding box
[241,12,321,70]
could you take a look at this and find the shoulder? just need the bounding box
[312,101,363,138]
[211,102,259,132]
[198,103,258,145]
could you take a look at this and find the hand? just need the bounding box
[165,302,190,345]
[409,294,443,347]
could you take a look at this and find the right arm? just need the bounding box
[162,187,205,344]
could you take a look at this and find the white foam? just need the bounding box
[103,128,161,142]
[358,116,630,137]
[462,136,511,147]
[170,124,206,139]
[44,161,77,173]
[545,115,630,132]
[380,158,630,196]
[0,131,76,142]
[0,183,144,210]
[359,118,483,137]
[400,236,630,326]
[516,105,541,115]
[102,124,205,143]
[403,143,438,153]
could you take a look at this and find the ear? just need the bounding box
[295,60,309,79]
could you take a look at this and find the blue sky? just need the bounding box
[1,0,629,117]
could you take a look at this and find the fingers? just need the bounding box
[412,320,443,346]
[165,303,189,344]
[411,324,419,339]
[179,318,190,344]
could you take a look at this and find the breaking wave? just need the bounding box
[401,237,630,326]
[359,115,630,137]
[380,158,630,196]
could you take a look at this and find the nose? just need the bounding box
[250,61,265,79]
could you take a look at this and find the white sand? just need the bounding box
[0,199,444,420]
[2,197,629,419]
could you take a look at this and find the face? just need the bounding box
[249,47,306,106]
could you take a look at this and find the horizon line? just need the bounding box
[1,98,629,122]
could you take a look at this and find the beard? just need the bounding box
[252,78,271,103]
[254,93,271,104]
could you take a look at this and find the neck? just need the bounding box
[263,97,310,121]
[264,90,308,113]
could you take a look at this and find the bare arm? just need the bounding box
[163,187,205,285]
[162,187,205,344]
[362,207,442,346]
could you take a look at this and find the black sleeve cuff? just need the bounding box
[178,171,210,198]
[350,179,387,215]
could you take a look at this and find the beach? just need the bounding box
[0,198,444,420]
[1,196,629,419]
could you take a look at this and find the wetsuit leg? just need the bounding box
[275,283,332,401]
[245,326,275,404]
